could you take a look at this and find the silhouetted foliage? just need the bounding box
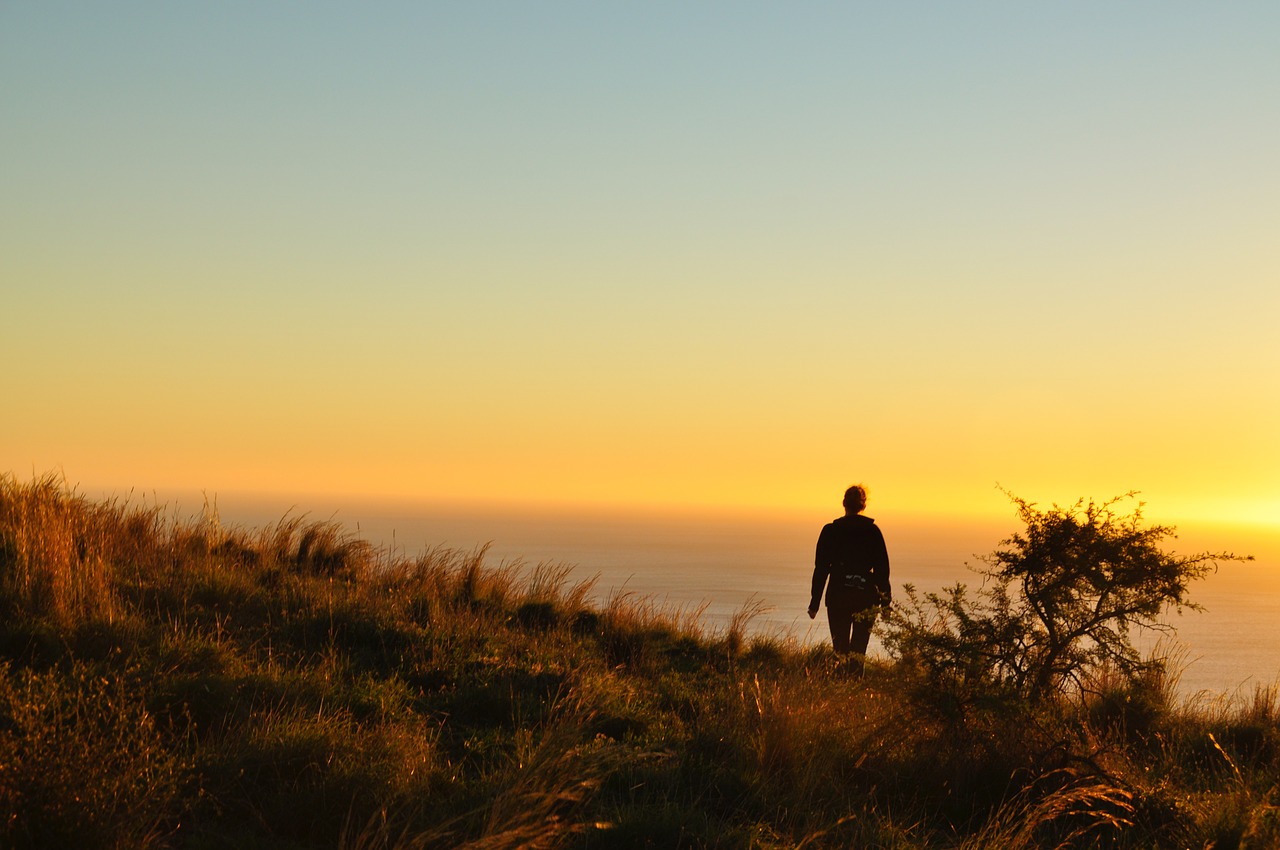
[882,492,1251,704]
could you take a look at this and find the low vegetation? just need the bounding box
[1,473,1275,849]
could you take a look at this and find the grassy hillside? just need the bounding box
[1,474,1277,849]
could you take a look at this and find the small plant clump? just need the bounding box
[0,472,1276,849]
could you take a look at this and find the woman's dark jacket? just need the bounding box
[810,514,891,611]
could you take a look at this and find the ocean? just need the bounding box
[213,495,1280,701]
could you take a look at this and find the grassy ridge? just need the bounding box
[1,473,1278,849]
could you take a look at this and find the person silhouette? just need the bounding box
[808,485,891,671]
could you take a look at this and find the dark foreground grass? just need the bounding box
[2,473,1279,849]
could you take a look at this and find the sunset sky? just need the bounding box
[4,3,1278,527]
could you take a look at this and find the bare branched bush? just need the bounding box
[882,492,1250,705]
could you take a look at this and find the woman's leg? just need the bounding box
[826,605,853,654]
[850,607,874,656]
[844,606,877,674]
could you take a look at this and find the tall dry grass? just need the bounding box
[2,472,1280,849]
[0,473,139,622]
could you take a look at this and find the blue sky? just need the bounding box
[3,3,1278,522]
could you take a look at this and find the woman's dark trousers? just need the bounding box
[827,604,874,671]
